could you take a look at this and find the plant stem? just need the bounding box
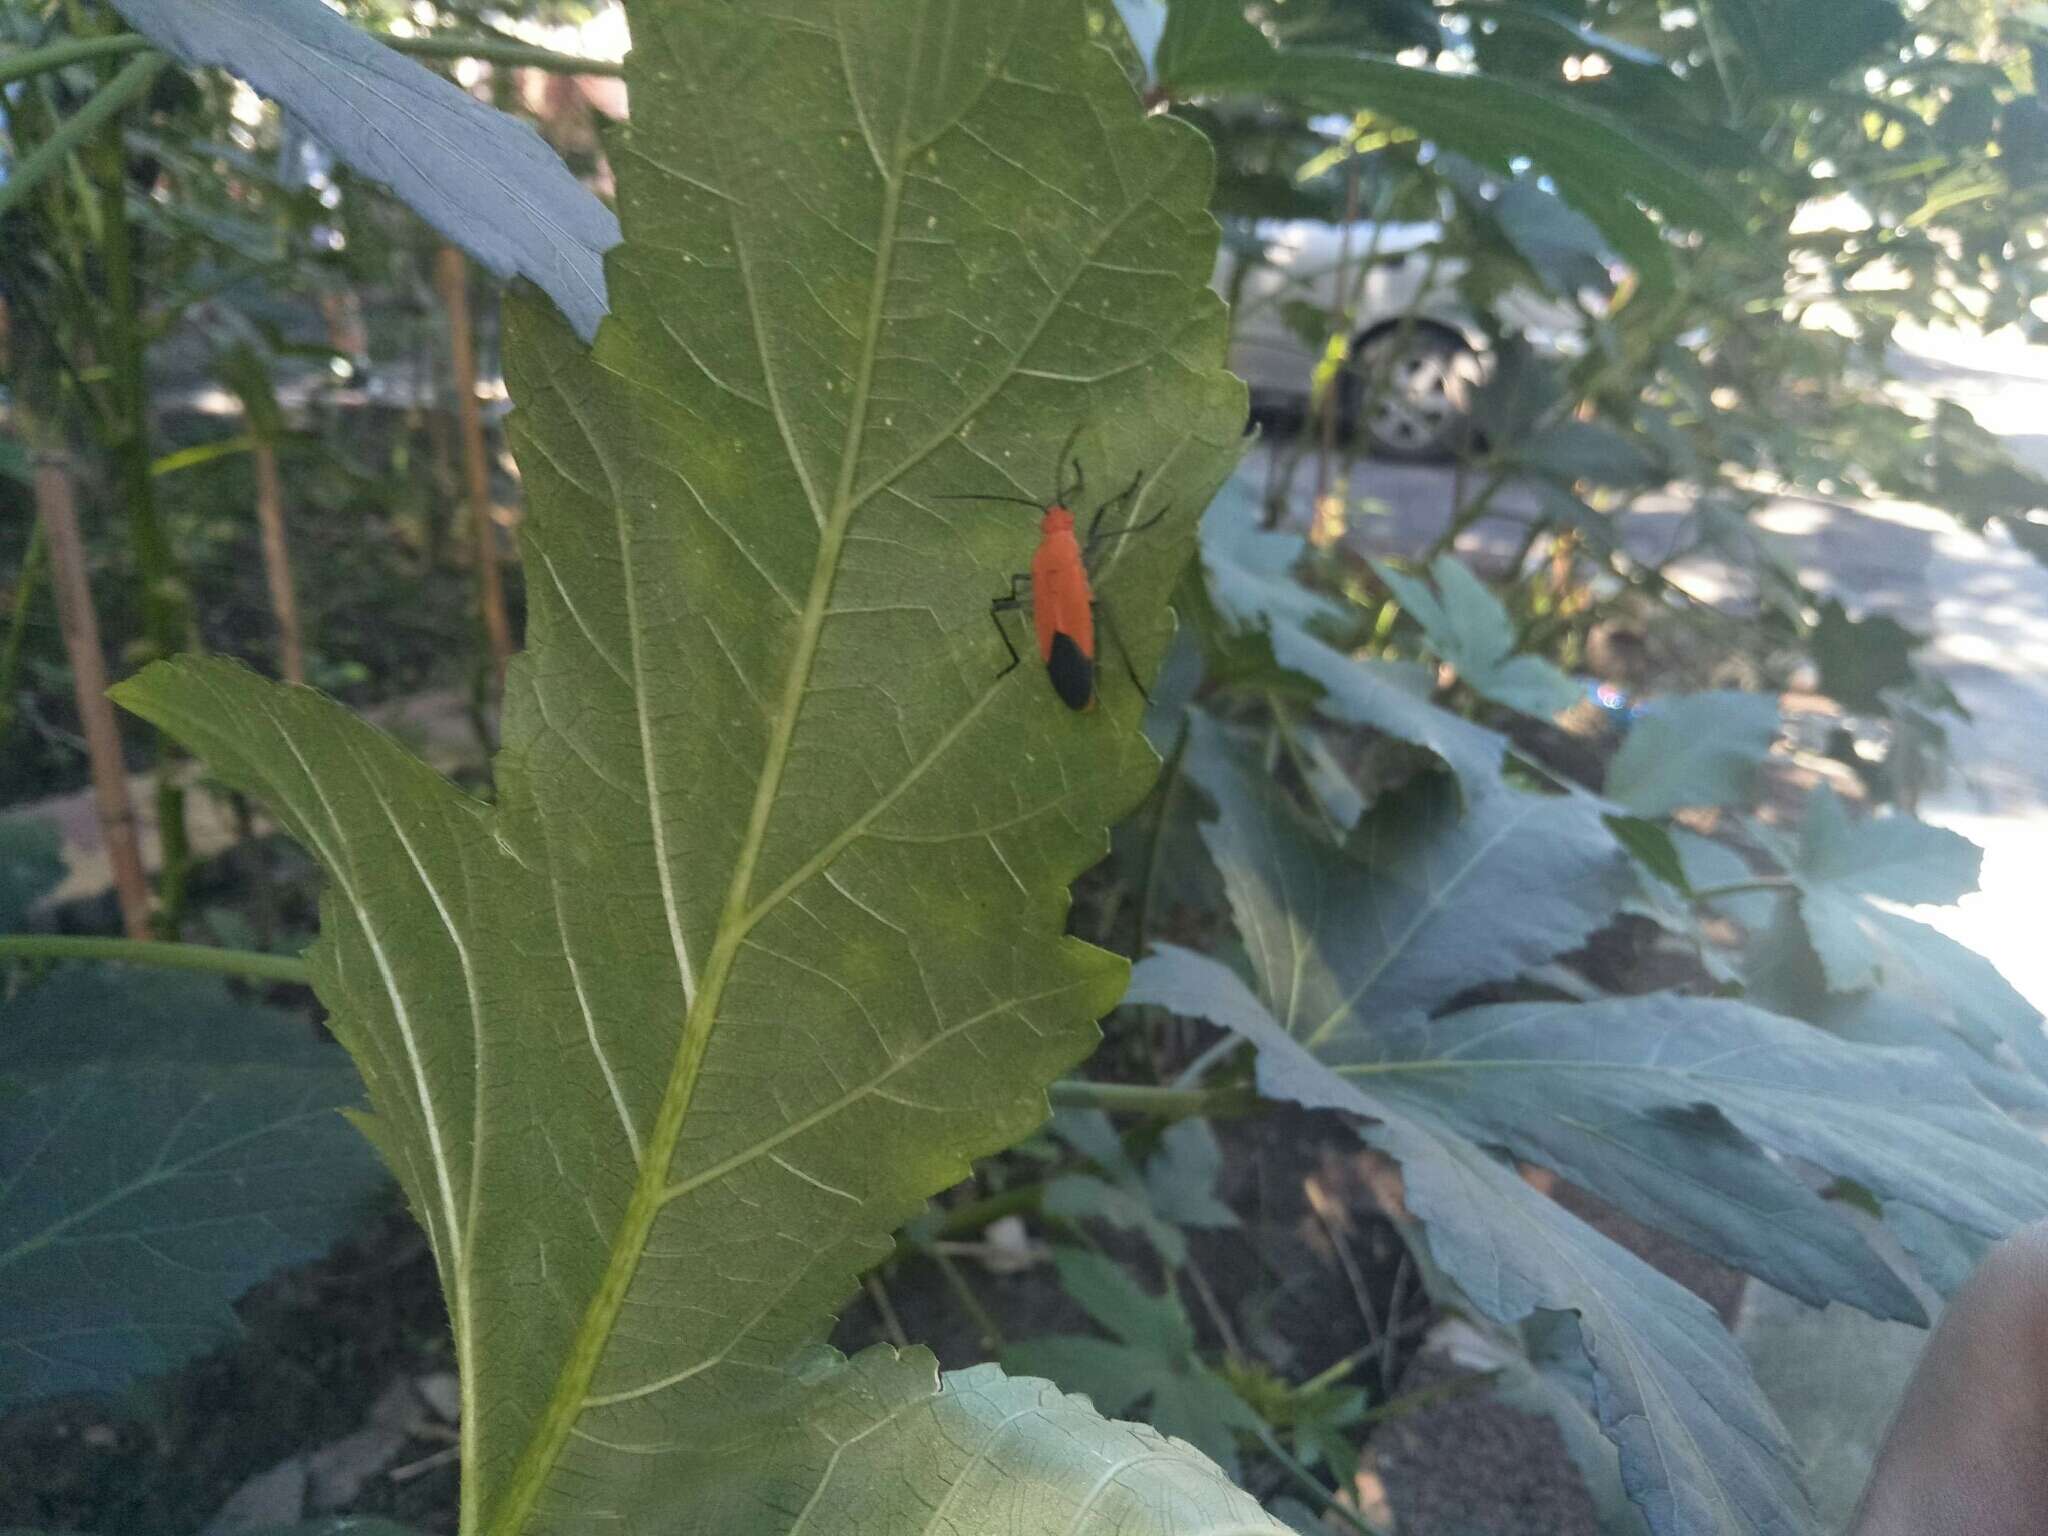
[930,1246,1005,1353]
[0,933,309,984]
[27,448,152,939]
[0,519,49,749]
[1133,719,1188,961]
[251,439,306,684]
[1251,1423,1390,1536]
[1046,1080,1254,1119]
[436,246,513,691]
[0,52,165,220]
[1690,875,1794,900]
[1171,1030,1246,1090]
[90,49,192,937]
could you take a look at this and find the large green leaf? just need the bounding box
[114,3,1280,1531]
[0,967,384,1408]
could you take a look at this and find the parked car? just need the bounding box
[1218,219,1586,460]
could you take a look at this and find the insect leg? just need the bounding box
[1095,599,1150,704]
[989,573,1031,679]
[1086,500,1173,560]
[1084,469,1145,545]
[1051,423,1086,506]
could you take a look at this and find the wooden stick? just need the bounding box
[35,449,152,938]
[251,439,305,685]
[435,245,512,686]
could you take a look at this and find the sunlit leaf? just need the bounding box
[114,2,1282,1530]
[1604,691,1781,816]
[105,0,620,340]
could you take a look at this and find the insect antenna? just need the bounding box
[933,492,1048,508]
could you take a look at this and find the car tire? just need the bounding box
[1339,324,1480,463]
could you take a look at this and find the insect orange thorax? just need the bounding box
[1040,505,1076,537]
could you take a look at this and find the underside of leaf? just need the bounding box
[116,2,1261,1532]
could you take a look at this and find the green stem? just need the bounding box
[0,933,309,984]
[1251,1423,1389,1536]
[1133,719,1188,961]
[0,32,150,88]
[0,52,165,221]
[927,1182,1045,1241]
[930,1245,1005,1352]
[1691,876,1794,900]
[86,56,192,935]
[0,520,49,748]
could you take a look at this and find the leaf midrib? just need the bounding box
[479,12,932,1531]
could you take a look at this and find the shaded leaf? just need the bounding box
[1146,1119,1239,1232]
[1005,1250,1260,1477]
[1183,715,1628,1025]
[1810,599,1923,714]
[1491,178,1616,296]
[1604,691,1780,816]
[695,1350,1277,1532]
[1497,1313,1654,1536]
[1794,785,1980,907]
[1044,1110,1232,1266]
[1154,0,1742,290]
[1819,988,2048,1118]
[1606,814,1692,895]
[113,2,1276,1529]
[1516,419,1665,490]
[104,0,620,339]
[0,968,383,1408]
[1374,554,1581,717]
[1128,946,1816,1536]
[1267,630,1511,802]
[1198,472,1349,636]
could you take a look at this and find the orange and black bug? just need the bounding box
[942,430,1171,711]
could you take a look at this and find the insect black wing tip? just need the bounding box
[1046,632,1097,712]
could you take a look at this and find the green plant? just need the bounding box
[1123,485,2048,1536]
[101,1,1302,1530]
[7,2,2048,1534]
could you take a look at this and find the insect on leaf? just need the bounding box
[115,2,1279,1532]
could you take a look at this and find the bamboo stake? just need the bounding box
[435,244,512,686]
[35,449,152,939]
[251,439,305,685]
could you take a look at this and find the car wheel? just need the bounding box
[1341,325,1480,462]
